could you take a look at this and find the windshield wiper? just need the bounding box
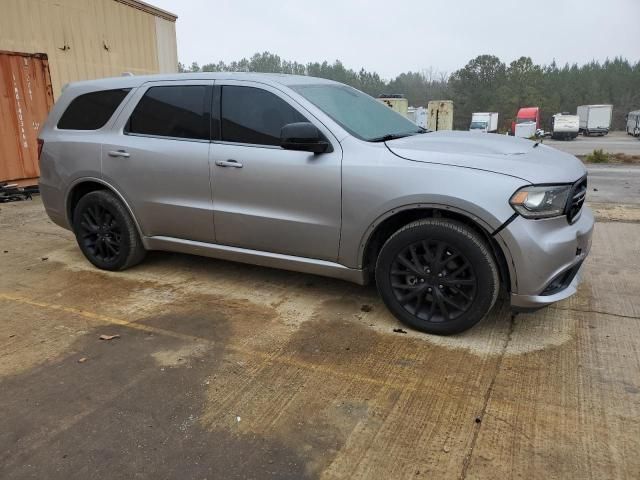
[369,130,423,142]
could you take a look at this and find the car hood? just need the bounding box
[386,130,586,184]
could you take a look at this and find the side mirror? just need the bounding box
[281,122,331,154]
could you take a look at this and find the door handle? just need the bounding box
[215,159,243,168]
[107,150,130,158]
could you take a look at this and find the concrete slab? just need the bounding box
[1,198,639,479]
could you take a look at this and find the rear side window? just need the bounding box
[221,86,307,146]
[126,85,210,140]
[57,89,130,130]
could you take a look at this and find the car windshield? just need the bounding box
[292,84,423,142]
[516,117,535,124]
[470,121,487,129]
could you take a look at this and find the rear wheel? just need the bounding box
[72,190,146,271]
[375,219,499,335]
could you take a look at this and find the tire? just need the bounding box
[72,190,146,271]
[375,219,500,335]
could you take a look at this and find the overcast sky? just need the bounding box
[151,0,640,79]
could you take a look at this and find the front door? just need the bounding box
[210,81,342,261]
[102,80,214,243]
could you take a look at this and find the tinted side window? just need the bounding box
[57,89,130,130]
[127,86,209,140]
[221,86,307,146]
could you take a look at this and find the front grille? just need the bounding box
[566,176,587,223]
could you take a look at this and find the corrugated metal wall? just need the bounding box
[0,51,54,183]
[0,0,178,100]
[154,16,178,74]
[0,0,177,183]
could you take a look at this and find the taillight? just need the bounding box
[37,138,44,160]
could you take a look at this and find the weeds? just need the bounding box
[586,149,609,163]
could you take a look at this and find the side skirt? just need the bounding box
[144,236,368,285]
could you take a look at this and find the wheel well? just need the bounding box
[67,181,107,222]
[362,208,511,292]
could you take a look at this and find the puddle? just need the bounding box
[45,246,578,356]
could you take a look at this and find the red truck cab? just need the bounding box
[511,107,540,135]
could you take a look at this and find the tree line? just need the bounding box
[180,52,640,131]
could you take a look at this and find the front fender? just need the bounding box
[337,142,526,269]
[351,199,502,269]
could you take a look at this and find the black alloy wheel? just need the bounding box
[375,218,500,335]
[78,203,123,263]
[72,190,146,271]
[390,240,477,323]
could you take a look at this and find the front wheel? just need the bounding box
[375,219,500,335]
[72,190,146,271]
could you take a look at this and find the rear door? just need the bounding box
[102,80,214,243]
[210,81,342,261]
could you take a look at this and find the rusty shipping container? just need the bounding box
[0,51,54,185]
[0,0,178,184]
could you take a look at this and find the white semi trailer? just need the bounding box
[577,104,613,136]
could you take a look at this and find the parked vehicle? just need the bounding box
[39,73,593,335]
[577,104,612,136]
[626,110,640,137]
[514,122,537,138]
[510,107,540,135]
[407,106,428,129]
[469,112,499,133]
[550,113,580,140]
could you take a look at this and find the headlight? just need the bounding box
[509,185,571,219]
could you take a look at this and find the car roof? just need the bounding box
[63,72,341,92]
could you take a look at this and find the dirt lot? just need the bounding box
[1,195,640,479]
[544,130,640,156]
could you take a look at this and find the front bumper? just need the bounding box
[496,206,594,310]
[510,261,584,310]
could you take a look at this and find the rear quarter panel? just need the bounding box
[38,84,137,228]
[39,134,102,228]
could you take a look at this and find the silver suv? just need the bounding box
[39,73,594,334]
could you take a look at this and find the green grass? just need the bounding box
[585,149,609,163]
